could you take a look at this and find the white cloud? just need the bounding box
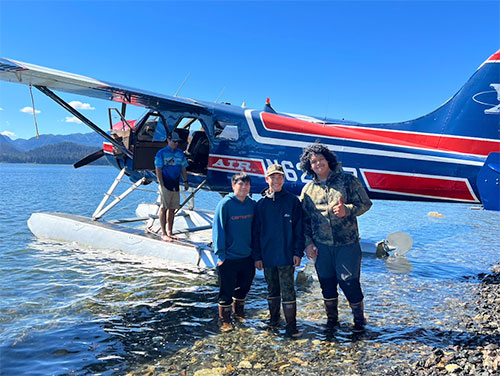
[65,116,83,124]
[1,130,15,137]
[0,107,3,111]
[69,101,95,110]
[20,106,41,114]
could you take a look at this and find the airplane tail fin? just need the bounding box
[408,50,500,143]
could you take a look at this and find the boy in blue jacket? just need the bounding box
[213,172,256,332]
[252,164,305,336]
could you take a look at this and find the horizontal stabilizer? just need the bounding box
[477,152,500,211]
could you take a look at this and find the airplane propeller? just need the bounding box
[73,149,105,169]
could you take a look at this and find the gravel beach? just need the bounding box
[126,263,500,376]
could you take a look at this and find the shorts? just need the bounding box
[160,185,180,210]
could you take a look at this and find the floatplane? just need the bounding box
[0,50,498,268]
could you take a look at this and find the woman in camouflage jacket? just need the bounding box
[300,143,372,332]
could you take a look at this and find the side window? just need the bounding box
[215,121,239,141]
[137,115,167,142]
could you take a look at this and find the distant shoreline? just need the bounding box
[0,162,112,167]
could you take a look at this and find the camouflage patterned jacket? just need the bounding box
[300,164,372,247]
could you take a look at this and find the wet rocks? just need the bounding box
[126,263,500,376]
[413,264,500,375]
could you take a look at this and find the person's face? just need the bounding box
[309,153,331,179]
[168,139,179,150]
[265,173,284,193]
[232,180,251,201]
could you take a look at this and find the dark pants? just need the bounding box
[264,265,296,302]
[315,242,363,304]
[217,256,255,306]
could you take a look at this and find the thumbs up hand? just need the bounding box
[333,197,346,218]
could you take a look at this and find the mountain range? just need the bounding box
[0,133,108,165]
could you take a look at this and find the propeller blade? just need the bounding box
[73,149,105,169]
[386,232,413,256]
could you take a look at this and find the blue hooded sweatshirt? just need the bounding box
[212,193,256,262]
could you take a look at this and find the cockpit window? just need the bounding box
[137,115,167,142]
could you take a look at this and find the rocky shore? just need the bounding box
[126,264,500,376]
[412,264,500,375]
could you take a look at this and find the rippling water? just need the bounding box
[1,164,499,375]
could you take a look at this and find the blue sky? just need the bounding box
[0,0,498,140]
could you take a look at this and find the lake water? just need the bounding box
[0,164,499,375]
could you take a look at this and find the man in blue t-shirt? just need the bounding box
[212,172,256,332]
[154,131,189,242]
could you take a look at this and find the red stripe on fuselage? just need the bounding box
[261,112,499,157]
[362,170,477,202]
[103,142,113,153]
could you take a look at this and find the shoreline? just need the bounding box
[126,264,500,376]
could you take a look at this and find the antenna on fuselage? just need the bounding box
[174,72,191,97]
[215,87,226,103]
[263,97,277,113]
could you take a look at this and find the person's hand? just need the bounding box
[255,260,263,270]
[217,260,224,267]
[293,256,301,267]
[306,243,318,259]
[184,182,189,191]
[333,198,346,218]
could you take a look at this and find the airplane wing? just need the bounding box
[0,58,210,114]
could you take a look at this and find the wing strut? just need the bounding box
[35,86,133,158]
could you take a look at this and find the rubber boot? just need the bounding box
[282,302,300,337]
[349,301,366,333]
[233,298,245,322]
[267,297,281,327]
[324,298,339,329]
[218,304,233,332]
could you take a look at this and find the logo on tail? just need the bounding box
[473,84,500,114]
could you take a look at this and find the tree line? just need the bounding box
[0,141,109,165]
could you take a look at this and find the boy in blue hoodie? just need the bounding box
[213,172,256,332]
[252,164,304,336]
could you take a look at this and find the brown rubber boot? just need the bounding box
[233,298,245,322]
[349,301,366,333]
[219,304,233,332]
[267,297,281,327]
[282,301,300,337]
[324,298,339,329]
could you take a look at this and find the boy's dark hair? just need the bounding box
[299,142,338,178]
[231,172,251,185]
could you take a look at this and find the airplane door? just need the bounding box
[132,113,168,171]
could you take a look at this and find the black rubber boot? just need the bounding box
[218,304,233,332]
[349,301,366,333]
[267,297,281,327]
[324,298,339,329]
[233,298,245,322]
[282,302,300,337]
